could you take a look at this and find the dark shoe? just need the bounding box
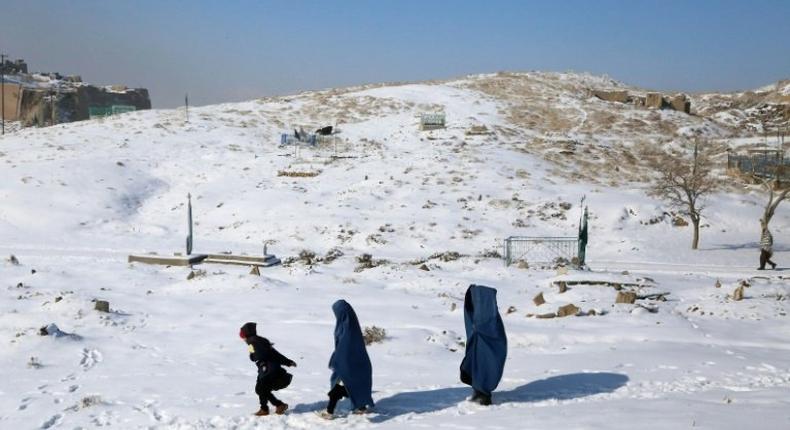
[757,267,765,270]
[771,263,777,269]
[477,394,492,406]
[275,403,289,415]
[254,408,270,416]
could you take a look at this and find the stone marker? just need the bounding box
[249,265,260,276]
[715,279,721,288]
[557,304,580,317]
[533,292,546,306]
[732,285,745,301]
[94,300,110,313]
[616,291,637,304]
[557,281,568,293]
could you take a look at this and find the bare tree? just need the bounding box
[645,139,720,249]
[759,176,789,229]
[755,126,789,229]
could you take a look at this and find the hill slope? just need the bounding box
[0,72,788,429]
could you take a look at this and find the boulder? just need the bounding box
[533,292,546,306]
[94,300,110,313]
[557,304,580,317]
[616,292,637,304]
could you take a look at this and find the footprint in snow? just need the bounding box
[80,348,103,371]
[40,413,63,429]
[18,396,34,411]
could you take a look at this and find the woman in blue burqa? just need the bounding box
[321,299,375,419]
[460,284,507,405]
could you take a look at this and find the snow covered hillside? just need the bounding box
[1,72,789,429]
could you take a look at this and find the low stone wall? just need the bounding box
[593,90,629,103]
[595,88,691,114]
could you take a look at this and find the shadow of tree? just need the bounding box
[369,372,628,423]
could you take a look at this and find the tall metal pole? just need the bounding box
[186,193,193,255]
[1,53,7,135]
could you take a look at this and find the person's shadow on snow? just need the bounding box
[369,372,628,423]
[496,372,629,403]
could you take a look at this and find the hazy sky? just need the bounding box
[2,0,789,108]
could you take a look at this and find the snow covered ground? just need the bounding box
[1,74,789,429]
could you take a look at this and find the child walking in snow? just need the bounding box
[239,322,297,416]
[758,221,777,270]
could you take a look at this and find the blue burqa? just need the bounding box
[459,284,507,396]
[329,300,374,409]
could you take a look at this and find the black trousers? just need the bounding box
[326,384,348,414]
[760,249,776,269]
[255,378,284,409]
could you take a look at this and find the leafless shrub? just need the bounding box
[354,254,388,272]
[277,170,320,177]
[363,326,387,345]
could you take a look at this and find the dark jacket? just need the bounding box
[460,284,507,396]
[328,300,375,410]
[241,322,295,381]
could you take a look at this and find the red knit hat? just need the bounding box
[239,322,257,339]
